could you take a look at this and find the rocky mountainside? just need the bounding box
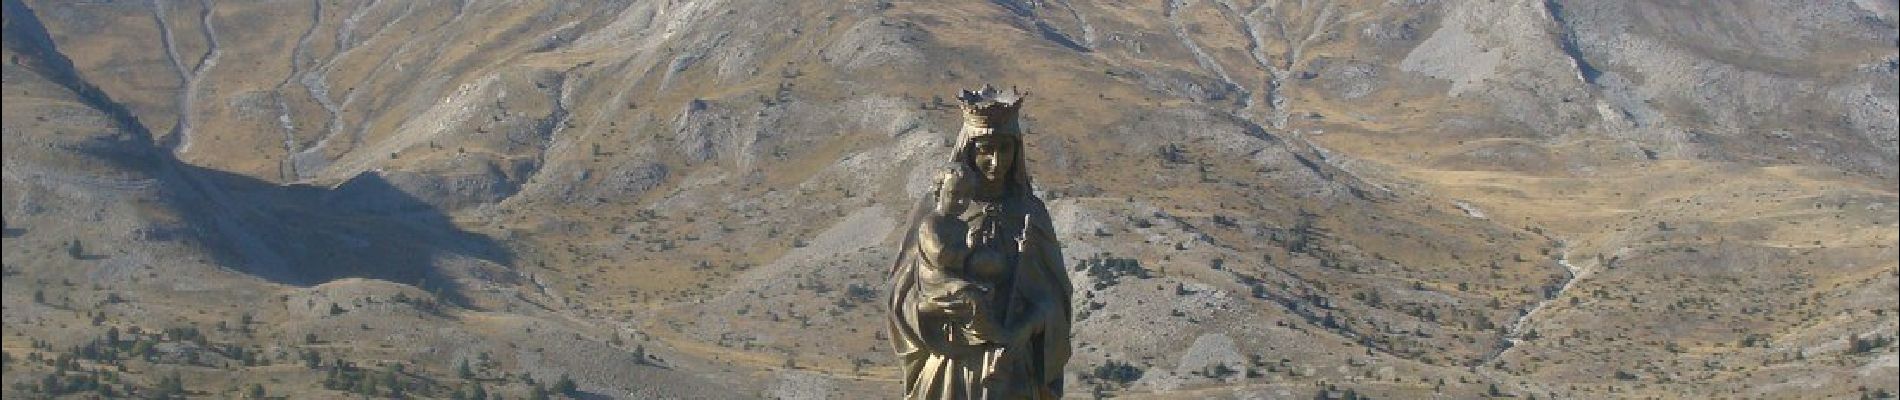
[3,0,1895,398]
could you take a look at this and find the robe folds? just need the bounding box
[887,193,1071,400]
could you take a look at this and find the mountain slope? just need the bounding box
[4,0,1894,398]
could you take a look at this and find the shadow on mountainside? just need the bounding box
[174,164,512,306]
[5,0,510,307]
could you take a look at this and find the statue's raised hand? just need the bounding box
[1018,214,1036,253]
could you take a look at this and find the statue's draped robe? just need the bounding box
[888,194,1071,399]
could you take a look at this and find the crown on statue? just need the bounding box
[957,85,1026,137]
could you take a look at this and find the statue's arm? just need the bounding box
[914,216,974,317]
[917,216,969,276]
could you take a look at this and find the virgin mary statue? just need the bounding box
[887,86,1072,399]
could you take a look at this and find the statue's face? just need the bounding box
[971,136,1016,184]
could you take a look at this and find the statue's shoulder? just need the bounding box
[1004,193,1049,215]
[1010,195,1059,233]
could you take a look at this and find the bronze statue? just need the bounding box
[887,86,1072,399]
